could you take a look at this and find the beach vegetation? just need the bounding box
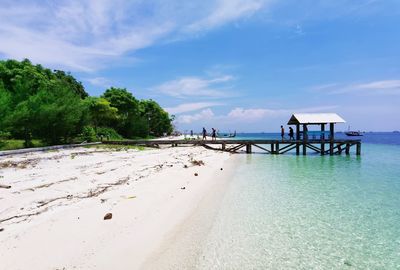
[81,126,97,142]
[0,139,45,151]
[95,127,123,140]
[83,97,118,130]
[0,59,174,150]
[85,144,147,151]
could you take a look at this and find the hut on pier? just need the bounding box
[287,113,346,155]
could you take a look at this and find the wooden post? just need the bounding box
[321,124,325,155]
[271,143,275,154]
[338,144,342,154]
[296,124,300,155]
[356,142,361,155]
[222,143,226,151]
[246,144,252,154]
[329,123,334,155]
[275,143,280,154]
[345,143,350,155]
[302,124,307,155]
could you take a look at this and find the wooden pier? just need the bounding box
[105,139,361,156]
[106,113,362,156]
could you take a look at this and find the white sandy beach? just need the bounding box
[0,143,234,270]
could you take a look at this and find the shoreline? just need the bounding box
[142,154,240,269]
[0,144,236,269]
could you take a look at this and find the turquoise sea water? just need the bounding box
[196,133,400,269]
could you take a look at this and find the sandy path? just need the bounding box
[0,145,233,270]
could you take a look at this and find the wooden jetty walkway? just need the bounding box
[105,138,361,156]
[106,113,362,156]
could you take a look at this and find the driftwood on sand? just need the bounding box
[0,184,11,189]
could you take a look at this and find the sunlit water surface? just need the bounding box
[194,133,400,269]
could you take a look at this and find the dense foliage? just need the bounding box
[0,59,173,147]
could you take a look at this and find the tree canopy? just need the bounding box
[0,59,173,147]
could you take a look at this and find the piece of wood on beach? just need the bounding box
[0,184,11,189]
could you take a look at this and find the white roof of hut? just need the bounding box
[287,113,345,125]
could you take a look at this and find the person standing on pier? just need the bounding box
[211,128,217,141]
[202,127,207,140]
[281,125,285,141]
[289,127,294,140]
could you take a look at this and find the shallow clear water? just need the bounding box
[196,137,400,269]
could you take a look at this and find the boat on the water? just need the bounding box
[217,131,236,138]
[345,131,363,136]
[345,126,363,136]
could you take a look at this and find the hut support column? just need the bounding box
[222,143,226,151]
[329,123,334,155]
[275,143,280,154]
[296,124,300,155]
[321,124,325,155]
[302,124,307,155]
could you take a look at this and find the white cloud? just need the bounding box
[310,83,340,91]
[153,75,234,98]
[177,109,215,124]
[227,108,274,121]
[312,80,400,95]
[185,0,266,32]
[0,0,269,72]
[85,77,112,88]
[175,105,339,124]
[355,80,400,90]
[165,102,223,114]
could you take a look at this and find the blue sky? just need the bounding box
[1,0,399,132]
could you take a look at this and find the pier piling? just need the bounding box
[246,144,252,154]
[356,142,361,155]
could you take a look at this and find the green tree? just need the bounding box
[34,83,86,144]
[140,99,173,137]
[0,59,88,99]
[0,82,11,131]
[81,126,97,142]
[6,81,86,144]
[0,59,174,146]
[83,97,118,130]
[102,87,140,138]
[0,59,88,145]
[54,70,88,98]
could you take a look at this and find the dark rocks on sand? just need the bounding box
[194,173,198,176]
[0,228,4,232]
[220,168,223,170]
[104,213,113,220]
[181,187,186,190]
[183,165,188,168]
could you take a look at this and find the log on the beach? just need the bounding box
[0,184,11,189]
